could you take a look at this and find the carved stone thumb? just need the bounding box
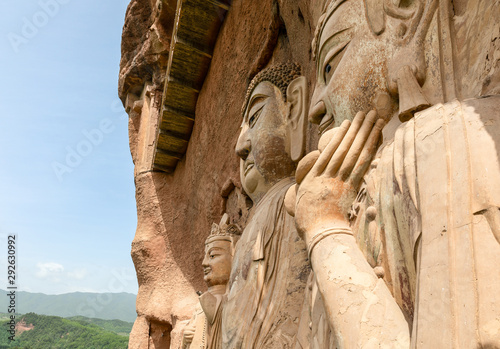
[295,150,320,184]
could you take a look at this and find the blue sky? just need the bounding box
[0,0,138,295]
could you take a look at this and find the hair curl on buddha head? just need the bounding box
[241,62,302,117]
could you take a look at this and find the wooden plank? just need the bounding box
[176,0,225,49]
[206,0,230,11]
[152,160,176,173]
[160,109,195,136]
[175,37,212,58]
[157,131,189,154]
[163,80,199,114]
[159,127,191,142]
[169,41,212,88]
[163,105,195,120]
[155,148,185,159]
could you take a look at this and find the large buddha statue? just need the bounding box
[221,63,311,348]
[285,0,500,348]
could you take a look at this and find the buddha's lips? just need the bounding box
[203,268,211,275]
[319,114,334,135]
[244,162,254,175]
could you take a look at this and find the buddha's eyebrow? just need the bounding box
[247,94,267,114]
[208,247,226,254]
[318,26,352,61]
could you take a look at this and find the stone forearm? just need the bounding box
[310,233,410,348]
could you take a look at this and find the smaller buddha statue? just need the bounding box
[181,214,241,349]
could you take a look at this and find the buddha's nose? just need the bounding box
[202,255,209,268]
[235,127,250,160]
[308,87,327,125]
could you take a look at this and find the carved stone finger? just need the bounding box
[351,118,385,188]
[310,119,350,177]
[296,150,320,184]
[338,110,378,180]
[318,127,338,153]
[324,111,366,177]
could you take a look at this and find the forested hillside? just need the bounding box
[0,313,130,349]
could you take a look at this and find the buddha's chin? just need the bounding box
[243,169,263,200]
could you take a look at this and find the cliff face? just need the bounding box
[118,0,499,348]
[119,1,321,347]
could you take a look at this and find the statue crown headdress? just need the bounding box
[205,213,242,246]
[312,0,348,61]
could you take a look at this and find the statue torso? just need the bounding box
[222,178,310,348]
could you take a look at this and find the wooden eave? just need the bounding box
[152,0,231,172]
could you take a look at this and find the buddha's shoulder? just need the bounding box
[381,95,500,146]
[413,95,500,128]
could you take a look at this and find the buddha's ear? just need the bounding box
[386,0,436,120]
[364,0,386,35]
[286,76,308,162]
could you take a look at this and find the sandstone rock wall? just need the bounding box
[119,1,322,347]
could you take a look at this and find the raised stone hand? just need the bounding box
[285,110,384,244]
[285,110,411,348]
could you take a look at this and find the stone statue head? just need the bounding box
[235,63,308,203]
[202,214,241,288]
[309,0,438,133]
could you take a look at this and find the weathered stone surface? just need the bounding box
[119,0,174,100]
[453,0,500,97]
[119,0,500,347]
[119,1,322,347]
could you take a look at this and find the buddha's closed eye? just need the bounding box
[249,105,264,128]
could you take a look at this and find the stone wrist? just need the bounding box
[307,227,354,260]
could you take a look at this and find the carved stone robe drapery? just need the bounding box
[182,291,224,349]
[183,303,206,349]
[353,96,500,348]
[222,178,309,348]
[199,292,223,349]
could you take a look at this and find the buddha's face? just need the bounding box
[202,239,233,287]
[235,81,295,203]
[309,0,397,135]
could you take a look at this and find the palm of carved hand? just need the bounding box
[285,110,384,241]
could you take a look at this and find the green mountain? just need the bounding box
[66,316,133,336]
[0,290,137,323]
[0,313,133,337]
[0,313,129,349]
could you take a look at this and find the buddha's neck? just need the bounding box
[207,284,227,295]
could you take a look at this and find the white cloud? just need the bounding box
[35,262,64,278]
[67,268,88,280]
[23,263,137,295]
